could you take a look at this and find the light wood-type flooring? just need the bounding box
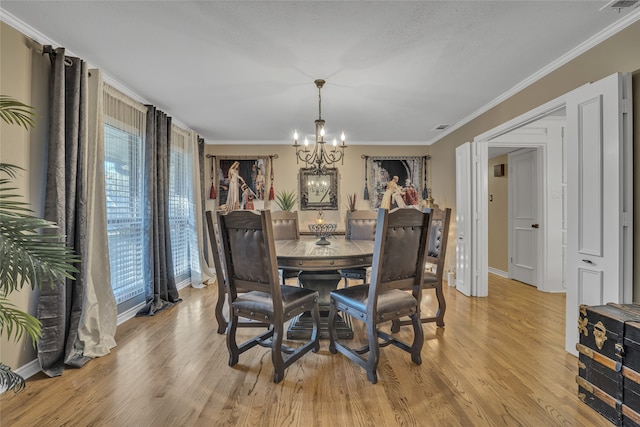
[1,274,611,426]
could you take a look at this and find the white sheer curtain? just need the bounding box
[170,126,212,287]
[189,131,214,283]
[80,69,117,357]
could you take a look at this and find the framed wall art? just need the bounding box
[299,168,338,211]
[216,156,269,211]
[367,156,426,210]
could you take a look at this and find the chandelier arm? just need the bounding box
[292,79,346,174]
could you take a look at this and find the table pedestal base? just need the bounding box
[287,270,354,340]
[288,312,353,340]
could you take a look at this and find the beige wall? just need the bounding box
[429,21,640,298]
[204,144,430,231]
[0,22,51,370]
[488,155,509,273]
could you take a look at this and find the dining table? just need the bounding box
[275,236,375,339]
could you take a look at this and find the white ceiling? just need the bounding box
[1,1,638,145]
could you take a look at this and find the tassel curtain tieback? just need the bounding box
[363,155,369,201]
[269,157,275,200]
[209,156,216,199]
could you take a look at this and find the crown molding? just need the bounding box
[427,7,640,146]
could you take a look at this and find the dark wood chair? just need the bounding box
[271,210,301,284]
[328,207,432,384]
[340,210,377,287]
[206,210,269,334]
[392,207,452,331]
[217,209,320,383]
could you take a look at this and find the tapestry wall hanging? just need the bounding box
[217,157,269,212]
[368,156,426,210]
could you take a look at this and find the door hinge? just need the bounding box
[622,98,631,114]
[622,212,631,227]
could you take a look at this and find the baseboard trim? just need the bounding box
[15,359,41,382]
[488,267,508,278]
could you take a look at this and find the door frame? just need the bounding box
[473,96,567,296]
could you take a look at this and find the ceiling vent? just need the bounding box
[599,0,640,11]
[431,124,451,132]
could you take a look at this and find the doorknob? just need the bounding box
[531,224,539,229]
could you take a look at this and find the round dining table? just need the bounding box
[275,236,375,339]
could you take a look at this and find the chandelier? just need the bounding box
[293,79,347,173]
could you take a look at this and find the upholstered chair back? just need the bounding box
[425,208,452,280]
[345,210,377,241]
[370,208,432,295]
[217,210,280,295]
[271,210,300,241]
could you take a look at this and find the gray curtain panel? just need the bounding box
[38,49,90,376]
[136,106,181,316]
[198,136,209,264]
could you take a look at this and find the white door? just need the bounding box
[456,142,473,296]
[565,72,633,354]
[509,149,538,286]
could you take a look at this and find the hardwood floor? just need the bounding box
[1,274,611,426]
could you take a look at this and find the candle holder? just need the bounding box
[308,223,337,246]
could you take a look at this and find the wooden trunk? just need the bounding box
[578,304,640,426]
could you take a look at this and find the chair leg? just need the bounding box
[310,303,321,353]
[271,323,286,383]
[215,280,227,334]
[433,283,446,327]
[365,322,379,384]
[328,299,338,354]
[227,314,240,366]
[410,312,424,366]
[390,319,400,333]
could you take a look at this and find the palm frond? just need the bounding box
[0,163,23,179]
[0,215,79,294]
[0,363,26,393]
[1,164,79,294]
[0,96,36,129]
[0,298,41,344]
[275,190,297,211]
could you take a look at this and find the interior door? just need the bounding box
[456,142,473,296]
[565,72,633,354]
[509,149,538,286]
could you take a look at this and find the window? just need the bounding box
[103,86,147,311]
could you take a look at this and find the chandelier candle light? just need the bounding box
[293,79,347,173]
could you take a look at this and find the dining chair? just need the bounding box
[206,210,270,334]
[391,207,451,331]
[216,209,320,383]
[328,207,432,384]
[340,210,377,287]
[271,210,301,284]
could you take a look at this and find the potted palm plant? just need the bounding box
[0,95,79,392]
[274,190,297,212]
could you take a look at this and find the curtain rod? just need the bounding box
[206,154,279,159]
[360,154,431,159]
[42,44,73,67]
